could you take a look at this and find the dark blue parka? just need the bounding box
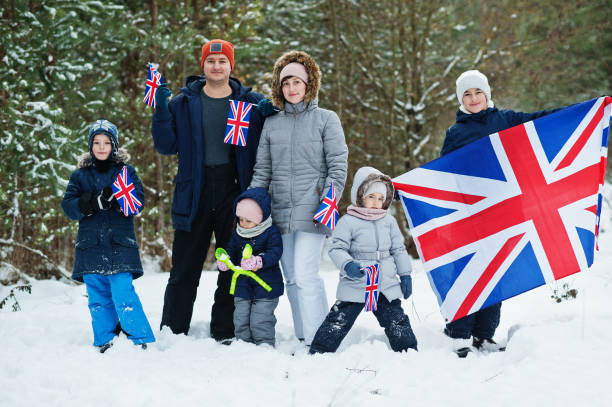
[441,106,558,156]
[61,152,144,282]
[151,76,264,232]
[440,104,557,335]
[225,187,284,300]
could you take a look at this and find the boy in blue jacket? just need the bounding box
[216,187,283,346]
[62,119,155,353]
[441,70,559,351]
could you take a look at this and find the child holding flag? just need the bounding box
[250,51,348,347]
[441,70,561,353]
[216,187,284,347]
[309,167,418,354]
[61,119,155,353]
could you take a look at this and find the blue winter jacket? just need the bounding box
[152,76,264,232]
[61,152,144,282]
[225,187,284,300]
[441,106,558,156]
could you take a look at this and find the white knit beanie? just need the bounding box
[456,70,492,107]
[364,181,387,201]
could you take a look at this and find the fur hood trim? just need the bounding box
[78,149,130,169]
[351,167,394,210]
[271,51,321,108]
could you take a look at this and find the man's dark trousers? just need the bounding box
[161,164,240,340]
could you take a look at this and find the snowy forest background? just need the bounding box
[1,0,610,287]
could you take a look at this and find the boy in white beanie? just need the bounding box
[440,70,563,353]
[309,167,417,354]
[442,69,561,155]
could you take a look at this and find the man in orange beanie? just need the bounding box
[152,38,265,342]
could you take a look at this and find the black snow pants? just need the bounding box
[309,294,418,354]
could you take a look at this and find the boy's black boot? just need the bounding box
[98,341,113,354]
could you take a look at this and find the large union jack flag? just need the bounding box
[363,264,380,312]
[313,182,339,230]
[112,166,143,216]
[394,97,611,322]
[224,100,253,146]
[143,64,163,108]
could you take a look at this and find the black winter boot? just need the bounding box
[472,337,505,352]
[98,341,114,353]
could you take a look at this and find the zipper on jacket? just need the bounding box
[289,109,296,231]
[373,222,381,261]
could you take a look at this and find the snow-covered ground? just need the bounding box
[2,230,612,407]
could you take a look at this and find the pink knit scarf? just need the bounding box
[346,204,387,221]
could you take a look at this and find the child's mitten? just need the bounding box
[216,260,229,271]
[240,256,262,271]
[344,261,364,279]
[400,275,412,299]
[78,192,97,216]
[96,186,114,210]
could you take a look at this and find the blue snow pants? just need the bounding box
[83,273,155,346]
[309,294,417,354]
[444,302,501,339]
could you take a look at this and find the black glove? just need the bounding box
[256,98,280,118]
[96,186,115,210]
[110,195,122,213]
[344,261,364,279]
[78,192,97,216]
[155,83,172,110]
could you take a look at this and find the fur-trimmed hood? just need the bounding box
[77,149,130,169]
[270,51,321,108]
[351,167,394,210]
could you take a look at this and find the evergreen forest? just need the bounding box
[1,0,610,284]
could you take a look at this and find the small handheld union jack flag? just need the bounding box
[363,264,380,312]
[224,100,253,146]
[313,182,339,230]
[143,64,163,108]
[112,166,143,216]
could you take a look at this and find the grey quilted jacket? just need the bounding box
[329,167,412,303]
[250,99,348,236]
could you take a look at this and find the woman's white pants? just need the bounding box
[280,232,328,345]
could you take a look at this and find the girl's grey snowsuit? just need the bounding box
[309,167,417,353]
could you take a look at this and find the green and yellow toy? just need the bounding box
[215,244,272,295]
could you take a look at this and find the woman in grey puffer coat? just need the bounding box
[250,51,348,345]
[309,167,417,354]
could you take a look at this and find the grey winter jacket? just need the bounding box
[250,99,348,236]
[329,167,412,303]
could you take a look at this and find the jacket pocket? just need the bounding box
[75,233,98,250]
[171,175,193,216]
[112,234,139,248]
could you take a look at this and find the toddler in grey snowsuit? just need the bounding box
[216,187,284,346]
[309,167,418,354]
